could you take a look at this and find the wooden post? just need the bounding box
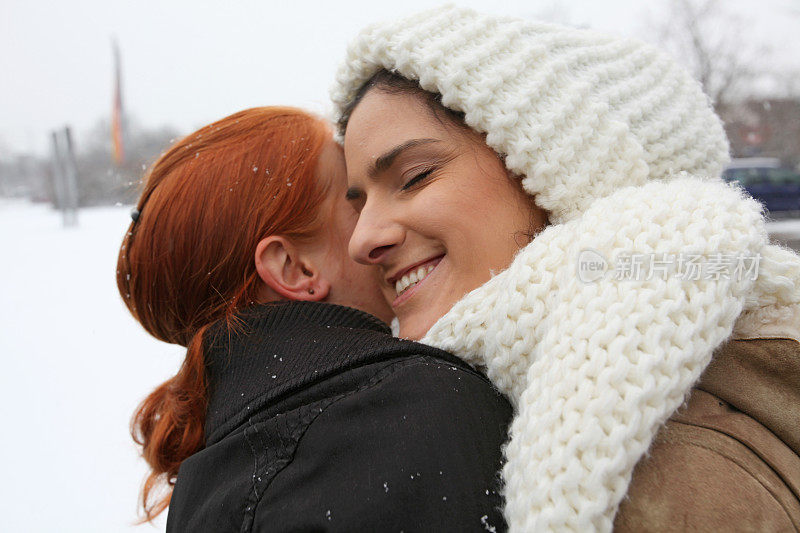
[49,128,80,227]
[62,126,80,226]
[50,131,66,215]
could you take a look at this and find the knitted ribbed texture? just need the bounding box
[330,5,729,224]
[331,6,800,532]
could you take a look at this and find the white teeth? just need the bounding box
[394,263,438,296]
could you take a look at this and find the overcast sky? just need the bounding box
[2,0,798,156]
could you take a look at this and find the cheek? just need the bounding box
[440,183,531,274]
[354,263,387,292]
[329,201,358,251]
[417,186,495,245]
[410,164,513,232]
[403,181,474,236]
[328,207,381,285]
[337,259,390,315]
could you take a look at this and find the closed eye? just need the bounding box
[401,168,435,191]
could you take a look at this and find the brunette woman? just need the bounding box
[334,6,800,532]
[117,107,512,532]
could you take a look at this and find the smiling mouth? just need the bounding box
[392,256,444,297]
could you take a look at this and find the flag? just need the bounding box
[111,38,125,166]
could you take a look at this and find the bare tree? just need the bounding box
[650,0,770,109]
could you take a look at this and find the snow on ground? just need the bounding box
[0,199,181,532]
[1,199,799,532]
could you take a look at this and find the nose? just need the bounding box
[348,200,403,266]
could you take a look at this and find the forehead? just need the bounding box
[343,90,449,166]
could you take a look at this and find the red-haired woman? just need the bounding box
[117,107,512,532]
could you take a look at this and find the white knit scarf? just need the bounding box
[421,175,800,531]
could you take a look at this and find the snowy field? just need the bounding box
[0,199,181,532]
[1,199,799,533]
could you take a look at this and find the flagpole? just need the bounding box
[111,37,125,166]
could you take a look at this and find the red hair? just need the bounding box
[116,107,332,521]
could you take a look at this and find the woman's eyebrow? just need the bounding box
[369,138,441,178]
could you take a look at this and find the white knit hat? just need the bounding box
[330,4,730,224]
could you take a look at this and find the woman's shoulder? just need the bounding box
[266,350,512,449]
[615,337,800,533]
[169,350,512,533]
[251,353,512,531]
[323,352,513,432]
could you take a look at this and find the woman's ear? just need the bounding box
[254,236,331,302]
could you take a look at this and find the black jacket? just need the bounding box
[166,302,512,532]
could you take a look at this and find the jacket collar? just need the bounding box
[202,301,456,445]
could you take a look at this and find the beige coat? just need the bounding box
[615,333,800,531]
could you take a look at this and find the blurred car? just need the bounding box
[723,158,800,214]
